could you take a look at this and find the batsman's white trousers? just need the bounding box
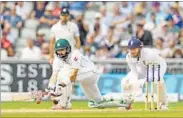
[57,69,102,103]
[77,71,102,102]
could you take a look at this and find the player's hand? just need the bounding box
[45,87,55,96]
[70,69,79,82]
[49,58,54,64]
[46,87,62,97]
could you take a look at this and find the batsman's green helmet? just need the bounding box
[54,39,71,60]
[54,39,70,51]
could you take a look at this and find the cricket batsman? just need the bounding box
[46,39,134,110]
[121,37,168,110]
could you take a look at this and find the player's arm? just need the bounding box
[48,58,62,88]
[59,51,81,87]
[126,54,138,76]
[70,69,79,82]
[74,24,81,49]
[49,37,55,59]
[48,71,58,88]
[75,36,81,49]
[49,26,56,64]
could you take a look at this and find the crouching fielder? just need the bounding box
[121,37,168,110]
[47,39,133,110]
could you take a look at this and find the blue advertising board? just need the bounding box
[75,74,183,96]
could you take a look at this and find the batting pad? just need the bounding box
[56,84,72,108]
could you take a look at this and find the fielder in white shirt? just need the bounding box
[121,37,168,110]
[49,7,81,64]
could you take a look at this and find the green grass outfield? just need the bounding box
[1,101,183,118]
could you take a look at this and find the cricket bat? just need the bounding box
[2,91,48,103]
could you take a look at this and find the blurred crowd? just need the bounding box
[1,1,183,60]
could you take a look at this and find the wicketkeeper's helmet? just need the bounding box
[127,37,143,49]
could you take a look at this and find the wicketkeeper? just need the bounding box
[121,37,168,110]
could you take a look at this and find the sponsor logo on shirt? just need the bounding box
[74,57,78,61]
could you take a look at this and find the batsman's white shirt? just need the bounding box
[126,48,167,82]
[53,50,101,81]
[53,50,102,102]
[51,21,80,50]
